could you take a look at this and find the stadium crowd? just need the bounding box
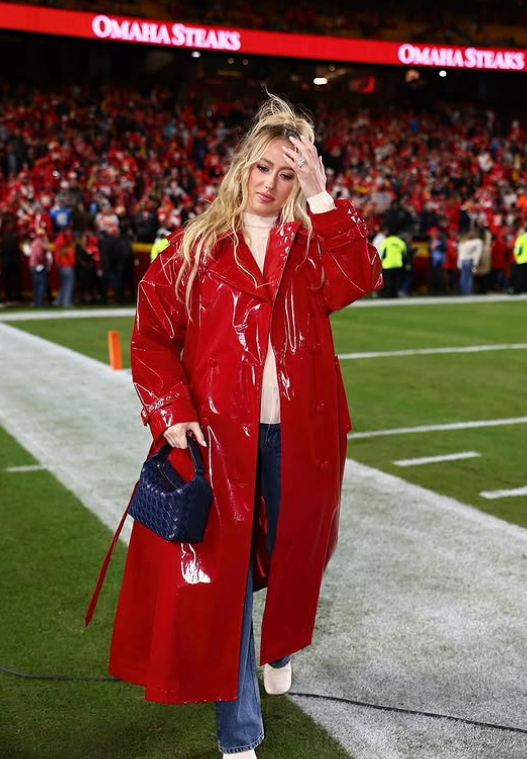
[1,83,527,304]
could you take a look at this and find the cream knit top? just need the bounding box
[243,190,335,423]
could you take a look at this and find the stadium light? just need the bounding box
[191,50,201,58]
[313,77,328,85]
[439,69,447,77]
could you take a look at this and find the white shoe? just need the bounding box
[263,661,292,695]
[222,751,256,758]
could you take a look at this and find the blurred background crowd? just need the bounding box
[2,0,527,304]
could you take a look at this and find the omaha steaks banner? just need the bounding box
[1,1,526,72]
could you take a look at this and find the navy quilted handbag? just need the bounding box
[128,437,212,542]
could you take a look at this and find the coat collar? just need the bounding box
[204,234,267,301]
[204,221,304,302]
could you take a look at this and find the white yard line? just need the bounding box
[285,462,527,759]
[350,416,527,439]
[0,322,149,543]
[0,308,135,322]
[353,293,527,307]
[2,322,527,759]
[393,451,481,467]
[480,486,527,500]
[4,464,47,472]
[339,343,527,359]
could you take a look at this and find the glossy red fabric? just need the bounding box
[109,201,382,703]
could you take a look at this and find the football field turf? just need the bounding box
[7,298,527,526]
[1,297,526,759]
[333,301,527,527]
[0,420,350,759]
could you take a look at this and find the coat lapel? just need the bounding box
[205,234,268,301]
[204,221,304,303]
[264,221,303,304]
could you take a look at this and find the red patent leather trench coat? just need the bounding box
[109,200,382,703]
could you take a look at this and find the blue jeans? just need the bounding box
[459,260,474,295]
[31,267,48,307]
[215,423,291,754]
[55,266,75,306]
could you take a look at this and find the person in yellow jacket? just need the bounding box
[379,233,406,298]
[512,229,527,293]
[150,228,170,263]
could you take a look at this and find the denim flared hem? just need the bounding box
[219,729,264,754]
[268,656,291,669]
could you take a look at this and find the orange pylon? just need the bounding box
[108,330,123,370]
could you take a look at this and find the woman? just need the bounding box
[109,96,382,756]
[457,229,483,295]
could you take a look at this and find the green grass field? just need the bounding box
[0,425,352,759]
[333,302,527,527]
[8,299,527,525]
[2,298,527,758]
[11,314,135,368]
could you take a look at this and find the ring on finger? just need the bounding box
[296,156,307,167]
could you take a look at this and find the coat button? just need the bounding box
[207,357,218,367]
[312,343,321,353]
[316,402,326,413]
[202,416,210,426]
[201,298,210,309]
[319,460,329,471]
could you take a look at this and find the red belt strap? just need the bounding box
[84,482,138,626]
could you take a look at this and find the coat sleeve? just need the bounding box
[310,199,383,313]
[131,248,198,444]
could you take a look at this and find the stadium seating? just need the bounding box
[0,80,520,303]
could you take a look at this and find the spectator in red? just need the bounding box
[443,234,458,294]
[75,231,98,305]
[490,231,508,292]
[53,227,75,307]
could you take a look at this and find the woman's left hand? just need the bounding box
[282,135,327,200]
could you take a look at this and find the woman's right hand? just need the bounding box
[163,421,207,448]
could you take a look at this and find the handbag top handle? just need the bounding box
[158,435,205,476]
[186,435,205,476]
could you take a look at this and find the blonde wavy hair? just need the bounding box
[175,94,315,307]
